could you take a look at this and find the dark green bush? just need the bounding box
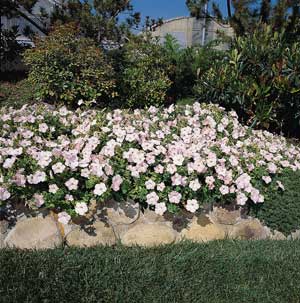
[120,37,172,108]
[162,34,224,100]
[0,26,25,67]
[249,169,300,235]
[24,23,117,107]
[194,25,300,138]
[1,241,300,303]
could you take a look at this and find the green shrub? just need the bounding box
[120,37,172,108]
[0,26,25,66]
[194,25,300,138]
[0,79,34,108]
[249,169,300,235]
[162,34,224,99]
[24,23,117,107]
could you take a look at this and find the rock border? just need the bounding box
[0,203,298,249]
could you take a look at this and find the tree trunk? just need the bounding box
[227,0,232,18]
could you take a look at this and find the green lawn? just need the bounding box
[1,240,300,303]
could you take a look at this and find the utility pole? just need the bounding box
[201,2,208,46]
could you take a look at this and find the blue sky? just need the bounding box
[130,0,228,20]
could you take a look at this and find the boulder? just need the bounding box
[139,208,167,224]
[288,230,300,240]
[229,218,270,240]
[98,200,140,225]
[209,207,241,225]
[121,223,177,247]
[0,220,9,234]
[66,221,116,247]
[4,216,62,249]
[270,230,286,240]
[180,215,226,242]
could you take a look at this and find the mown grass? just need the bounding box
[1,240,300,303]
[0,79,35,108]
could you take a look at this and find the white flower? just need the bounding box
[173,154,185,166]
[168,191,181,204]
[236,192,248,205]
[146,192,159,205]
[3,157,16,169]
[27,171,46,184]
[94,183,107,196]
[185,199,199,213]
[262,176,272,184]
[219,185,229,195]
[189,179,201,191]
[52,162,66,174]
[155,202,167,216]
[65,178,79,191]
[34,193,44,207]
[58,212,71,225]
[0,187,10,201]
[65,194,74,201]
[38,123,49,133]
[206,152,217,167]
[49,184,59,194]
[157,182,165,192]
[75,202,88,216]
[145,179,156,190]
[111,175,123,192]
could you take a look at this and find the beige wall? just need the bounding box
[151,17,233,48]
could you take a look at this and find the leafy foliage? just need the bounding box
[162,34,224,99]
[185,0,300,43]
[120,37,172,108]
[194,25,300,137]
[0,27,25,65]
[51,0,141,43]
[249,169,300,236]
[1,102,299,219]
[23,23,117,107]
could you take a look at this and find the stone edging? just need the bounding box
[1,202,299,249]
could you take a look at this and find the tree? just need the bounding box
[50,0,141,43]
[1,0,49,35]
[186,0,300,41]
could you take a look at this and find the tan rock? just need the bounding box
[230,219,270,240]
[289,230,300,240]
[99,200,140,225]
[180,215,226,242]
[121,223,177,247]
[4,216,62,249]
[139,208,166,224]
[270,230,286,240]
[0,234,5,248]
[66,221,116,247]
[209,207,241,225]
[0,220,9,234]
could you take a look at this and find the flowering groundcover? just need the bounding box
[0,102,299,224]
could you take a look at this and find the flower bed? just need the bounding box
[0,103,299,225]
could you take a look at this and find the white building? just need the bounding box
[1,0,62,45]
[151,16,233,49]
[1,0,62,71]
